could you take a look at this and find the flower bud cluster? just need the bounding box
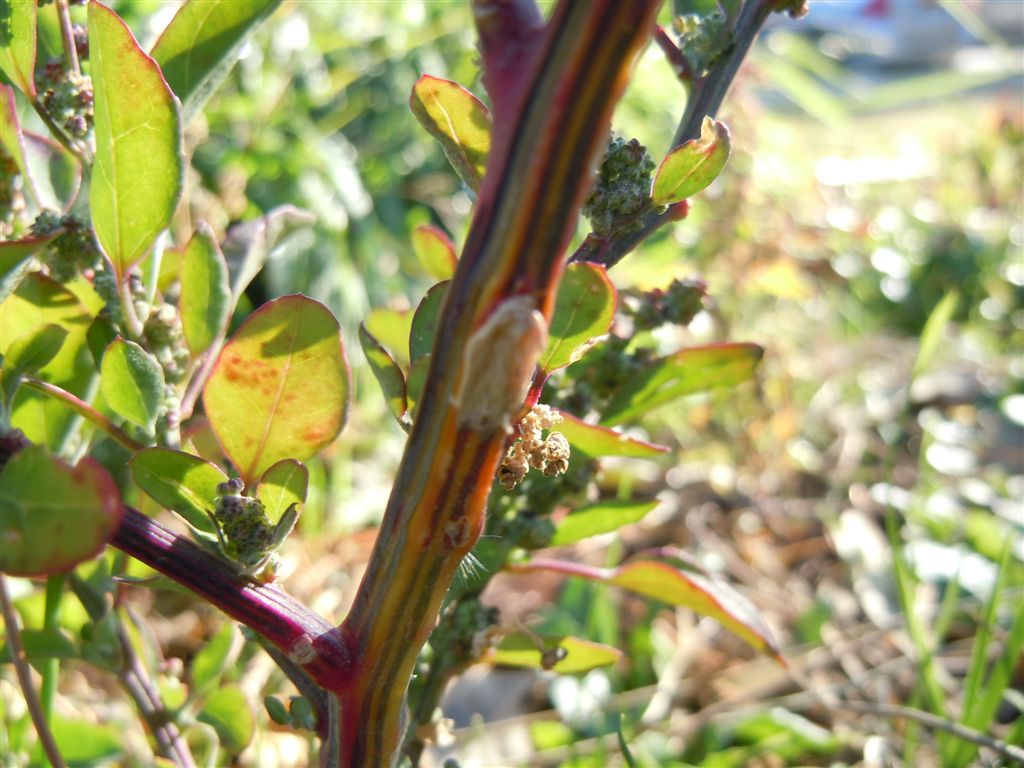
[433,599,501,662]
[582,137,656,237]
[143,303,190,384]
[30,210,102,282]
[498,405,570,490]
[36,62,94,140]
[213,479,278,568]
[630,277,707,331]
[674,11,729,78]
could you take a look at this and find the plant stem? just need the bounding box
[39,574,64,722]
[0,574,68,768]
[574,0,774,270]
[116,610,196,768]
[335,3,661,763]
[55,0,81,76]
[110,507,351,691]
[29,97,88,165]
[23,377,145,452]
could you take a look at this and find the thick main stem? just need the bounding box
[335,1,662,764]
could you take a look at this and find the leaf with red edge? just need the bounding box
[539,263,616,375]
[411,225,457,281]
[89,1,184,280]
[409,281,449,363]
[202,295,350,484]
[522,557,783,662]
[651,116,731,206]
[0,446,123,576]
[0,0,36,97]
[600,342,762,426]
[482,634,622,674]
[410,75,491,192]
[554,409,669,458]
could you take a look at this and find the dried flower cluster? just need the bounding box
[498,405,571,490]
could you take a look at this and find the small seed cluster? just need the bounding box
[497,405,571,490]
[30,210,102,282]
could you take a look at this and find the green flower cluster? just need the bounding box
[211,479,298,580]
[674,11,729,78]
[30,210,102,282]
[36,62,94,140]
[582,137,655,237]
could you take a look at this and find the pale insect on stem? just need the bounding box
[453,295,548,433]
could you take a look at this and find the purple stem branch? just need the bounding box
[111,507,351,692]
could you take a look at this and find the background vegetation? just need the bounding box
[2,1,1021,766]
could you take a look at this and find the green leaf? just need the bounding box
[89,0,184,280]
[129,447,224,535]
[0,234,56,302]
[409,281,449,363]
[51,717,124,765]
[0,0,37,97]
[358,323,408,430]
[0,323,67,408]
[203,295,350,484]
[23,130,82,212]
[651,116,731,205]
[191,621,236,693]
[256,459,307,524]
[100,337,165,430]
[912,290,959,383]
[601,342,763,426]
[483,634,622,674]
[551,499,659,546]
[526,557,782,661]
[555,410,669,458]
[0,84,36,204]
[152,0,281,124]
[0,627,78,663]
[364,307,412,370]
[410,74,491,192]
[0,446,123,576]
[1,273,96,450]
[539,263,617,375]
[411,224,457,280]
[198,684,254,754]
[180,222,231,356]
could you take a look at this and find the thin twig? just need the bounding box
[29,98,88,164]
[834,699,1024,764]
[573,0,774,270]
[118,609,196,768]
[0,574,68,768]
[23,377,146,452]
[55,0,81,76]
